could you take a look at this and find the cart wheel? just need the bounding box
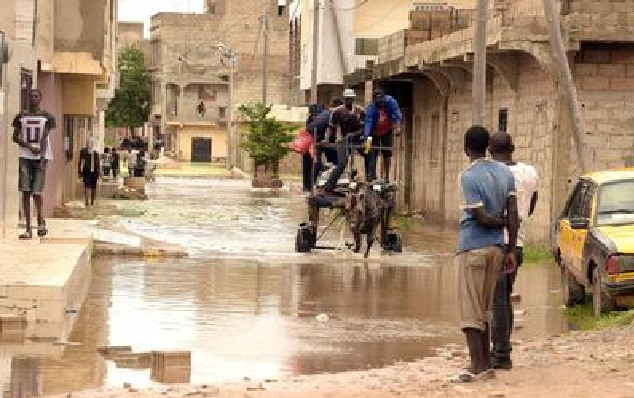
[295,223,314,253]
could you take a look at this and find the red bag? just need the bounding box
[289,130,313,155]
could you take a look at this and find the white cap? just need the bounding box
[343,88,356,98]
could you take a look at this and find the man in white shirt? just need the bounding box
[12,89,56,240]
[488,132,538,370]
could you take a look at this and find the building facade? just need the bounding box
[150,0,292,164]
[345,0,634,245]
[0,0,118,234]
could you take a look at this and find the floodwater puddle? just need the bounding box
[0,178,569,396]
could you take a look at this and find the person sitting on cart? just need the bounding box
[362,88,403,182]
[306,98,343,182]
[320,88,366,193]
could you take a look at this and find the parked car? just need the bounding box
[554,168,634,317]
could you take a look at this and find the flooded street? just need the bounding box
[1,178,568,397]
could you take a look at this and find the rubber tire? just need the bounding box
[592,267,614,317]
[392,234,403,253]
[562,266,585,307]
[295,227,311,253]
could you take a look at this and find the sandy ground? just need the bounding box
[49,325,634,398]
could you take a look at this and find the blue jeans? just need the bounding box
[491,246,523,361]
[314,146,338,183]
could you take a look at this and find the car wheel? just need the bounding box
[562,267,585,307]
[592,267,614,317]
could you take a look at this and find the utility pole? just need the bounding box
[262,0,269,105]
[310,0,320,104]
[542,0,588,173]
[472,0,488,126]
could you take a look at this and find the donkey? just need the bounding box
[346,183,382,258]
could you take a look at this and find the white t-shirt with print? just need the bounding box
[504,162,538,247]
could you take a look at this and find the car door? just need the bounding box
[559,181,587,271]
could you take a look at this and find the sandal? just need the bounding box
[37,222,48,238]
[451,368,495,383]
[19,230,33,240]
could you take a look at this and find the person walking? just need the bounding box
[361,88,403,182]
[455,126,519,381]
[78,140,101,208]
[101,147,113,178]
[12,88,56,239]
[489,132,538,370]
[112,148,121,179]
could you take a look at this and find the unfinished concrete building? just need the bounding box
[346,0,634,245]
[150,0,291,163]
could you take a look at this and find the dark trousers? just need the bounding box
[302,153,313,191]
[491,246,523,361]
[323,142,348,192]
[364,151,377,182]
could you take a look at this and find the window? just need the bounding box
[198,85,216,101]
[355,38,379,56]
[597,180,634,226]
[20,70,33,112]
[566,181,593,219]
[219,107,226,119]
[498,108,508,133]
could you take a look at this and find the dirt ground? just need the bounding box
[49,325,634,398]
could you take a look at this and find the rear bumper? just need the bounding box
[604,279,634,298]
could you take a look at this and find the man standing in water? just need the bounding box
[456,126,519,381]
[12,89,56,239]
[489,132,538,369]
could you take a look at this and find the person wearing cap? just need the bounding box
[320,89,366,192]
[362,88,403,181]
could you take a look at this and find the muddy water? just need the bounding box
[1,177,569,396]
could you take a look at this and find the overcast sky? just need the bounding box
[118,0,205,36]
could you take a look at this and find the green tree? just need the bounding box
[105,47,151,134]
[239,103,296,176]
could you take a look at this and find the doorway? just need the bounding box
[191,138,212,162]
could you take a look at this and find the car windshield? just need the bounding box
[597,179,634,226]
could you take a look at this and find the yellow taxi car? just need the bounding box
[554,168,634,317]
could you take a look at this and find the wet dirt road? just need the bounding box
[1,177,569,396]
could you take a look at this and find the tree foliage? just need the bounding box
[239,103,296,166]
[105,47,151,131]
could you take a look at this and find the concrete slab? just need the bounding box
[0,242,91,349]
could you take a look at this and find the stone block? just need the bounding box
[581,76,610,91]
[609,77,634,91]
[581,50,611,64]
[610,50,634,65]
[598,63,626,77]
[150,351,192,384]
[574,64,597,77]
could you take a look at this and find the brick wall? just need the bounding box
[575,45,634,171]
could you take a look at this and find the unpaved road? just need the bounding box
[48,325,634,398]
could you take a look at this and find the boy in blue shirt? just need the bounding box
[456,126,519,381]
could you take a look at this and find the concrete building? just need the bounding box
[149,0,292,164]
[295,0,475,104]
[345,0,634,245]
[0,0,118,236]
